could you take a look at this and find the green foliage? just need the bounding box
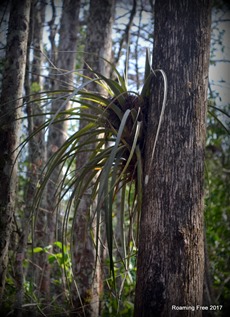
[31,82,41,93]
[205,103,230,313]
[33,241,73,285]
[102,247,136,316]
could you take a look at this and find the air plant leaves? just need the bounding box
[141,48,152,98]
[208,104,230,134]
[208,110,230,134]
[19,50,169,286]
[144,69,168,186]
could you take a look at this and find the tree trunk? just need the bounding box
[134,1,211,316]
[0,1,11,92]
[19,0,47,307]
[0,0,31,305]
[71,1,115,316]
[42,0,80,300]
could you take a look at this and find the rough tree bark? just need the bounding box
[71,0,115,316]
[0,0,31,305]
[0,1,11,92]
[19,0,47,305]
[43,0,81,299]
[134,1,211,316]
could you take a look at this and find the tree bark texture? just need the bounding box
[0,1,11,92]
[20,0,47,305]
[0,0,31,304]
[72,1,115,316]
[83,0,115,90]
[135,1,211,316]
[42,0,81,300]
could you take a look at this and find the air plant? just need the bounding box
[28,49,168,290]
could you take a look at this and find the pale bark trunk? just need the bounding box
[134,1,211,316]
[0,0,31,305]
[71,1,115,316]
[20,0,47,302]
[14,1,45,314]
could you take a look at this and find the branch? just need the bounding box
[134,2,144,90]
[114,0,137,65]
[210,59,230,63]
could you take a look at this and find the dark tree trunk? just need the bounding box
[23,0,47,302]
[0,0,31,305]
[0,1,10,92]
[134,1,211,316]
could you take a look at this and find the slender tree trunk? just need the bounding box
[0,1,11,92]
[134,1,211,316]
[71,1,115,316]
[0,0,31,305]
[42,0,80,300]
[14,1,47,308]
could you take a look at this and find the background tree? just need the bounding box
[71,0,115,315]
[0,1,10,92]
[13,1,46,314]
[38,0,81,300]
[0,0,31,305]
[134,1,212,316]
